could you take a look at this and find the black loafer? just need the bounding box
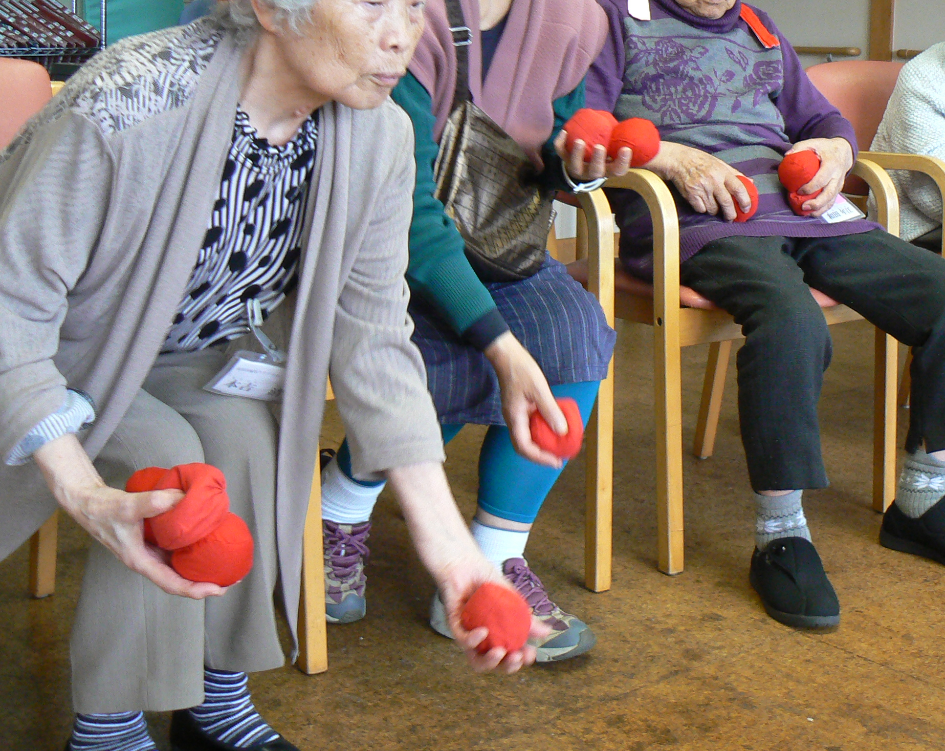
[749,537,840,629]
[880,497,945,564]
[170,710,300,751]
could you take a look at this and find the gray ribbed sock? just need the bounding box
[754,489,811,549]
[896,449,945,519]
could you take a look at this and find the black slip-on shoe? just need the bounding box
[170,710,300,751]
[749,537,840,629]
[880,496,945,564]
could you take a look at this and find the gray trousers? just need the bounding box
[70,348,285,713]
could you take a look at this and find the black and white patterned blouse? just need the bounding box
[164,106,318,352]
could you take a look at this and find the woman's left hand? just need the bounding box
[787,137,855,217]
[553,130,632,183]
[484,332,566,469]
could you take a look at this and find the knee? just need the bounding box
[742,294,831,366]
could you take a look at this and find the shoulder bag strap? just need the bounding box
[443,0,472,111]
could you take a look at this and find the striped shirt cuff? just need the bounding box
[5,389,96,466]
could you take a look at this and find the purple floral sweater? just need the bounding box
[586,0,879,278]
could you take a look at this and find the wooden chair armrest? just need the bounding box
[603,169,681,327]
[574,189,616,328]
[852,157,900,235]
[863,152,945,246]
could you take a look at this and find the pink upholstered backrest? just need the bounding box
[806,60,905,157]
[0,58,52,149]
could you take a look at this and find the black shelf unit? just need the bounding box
[0,0,106,71]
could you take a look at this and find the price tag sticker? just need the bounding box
[204,350,286,402]
[820,194,866,224]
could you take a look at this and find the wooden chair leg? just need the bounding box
[296,443,328,675]
[873,329,898,513]
[898,348,912,408]
[656,325,685,575]
[28,512,58,599]
[693,340,732,460]
[585,364,613,593]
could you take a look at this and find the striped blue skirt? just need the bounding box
[409,255,616,425]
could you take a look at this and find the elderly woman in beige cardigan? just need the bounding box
[0,1,545,749]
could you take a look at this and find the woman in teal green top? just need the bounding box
[319,0,631,663]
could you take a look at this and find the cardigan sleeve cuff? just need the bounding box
[462,309,511,351]
[5,389,96,466]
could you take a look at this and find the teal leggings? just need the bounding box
[336,380,599,525]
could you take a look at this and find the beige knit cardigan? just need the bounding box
[0,19,444,642]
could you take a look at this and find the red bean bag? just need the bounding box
[564,109,618,162]
[529,397,585,460]
[733,175,759,222]
[147,464,231,550]
[460,582,531,654]
[607,118,661,166]
[170,512,254,587]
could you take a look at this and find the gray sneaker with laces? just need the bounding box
[323,520,371,623]
[429,557,596,662]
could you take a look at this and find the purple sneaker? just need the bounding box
[323,520,370,624]
[429,557,596,662]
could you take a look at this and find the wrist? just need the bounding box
[483,331,519,374]
[33,433,105,508]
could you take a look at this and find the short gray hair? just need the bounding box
[216,0,319,34]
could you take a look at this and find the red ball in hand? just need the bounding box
[460,582,532,654]
[788,189,822,216]
[733,175,759,223]
[147,464,231,550]
[170,512,254,587]
[564,109,618,162]
[778,150,821,193]
[529,397,585,459]
[607,118,661,166]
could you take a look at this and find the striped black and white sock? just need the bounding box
[69,712,156,751]
[188,668,279,748]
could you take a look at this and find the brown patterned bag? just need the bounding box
[432,0,555,282]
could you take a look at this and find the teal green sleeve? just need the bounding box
[538,79,587,193]
[391,73,508,344]
[84,0,186,43]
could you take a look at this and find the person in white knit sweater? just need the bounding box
[872,42,945,249]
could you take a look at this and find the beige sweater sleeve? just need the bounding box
[328,111,445,478]
[0,112,114,458]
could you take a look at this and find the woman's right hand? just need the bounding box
[647,141,752,222]
[33,434,225,599]
[483,332,566,469]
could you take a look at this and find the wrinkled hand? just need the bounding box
[647,141,752,222]
[33,434,225,599]
[553,130,632,183]
[787,137,854,217]
[436,552,551,673]
[485,332,565,468]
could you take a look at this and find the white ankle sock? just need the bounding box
[320,458,384,524]
[470,519,530,567]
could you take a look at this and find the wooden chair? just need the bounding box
[806,60,945,406]
[568,158,902,576]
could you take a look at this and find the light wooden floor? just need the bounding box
[3,318,943,750]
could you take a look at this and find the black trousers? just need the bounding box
[679,229,945,491]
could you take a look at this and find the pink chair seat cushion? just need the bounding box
[566,258,840,310]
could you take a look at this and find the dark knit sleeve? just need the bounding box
[390,73,510,350]
[767,15,858,155]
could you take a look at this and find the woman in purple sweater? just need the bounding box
[588,0,945,629]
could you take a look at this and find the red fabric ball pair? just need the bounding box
[127,463,253,587]
[460,582,531,654]
[778,150,822,216]
[529,397,585,459]
[564,109,661,167]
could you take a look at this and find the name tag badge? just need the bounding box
[205,350,286,402]
[820,194,866,224]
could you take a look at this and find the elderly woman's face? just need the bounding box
[260,0,425,110]
[673,0,737,19]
